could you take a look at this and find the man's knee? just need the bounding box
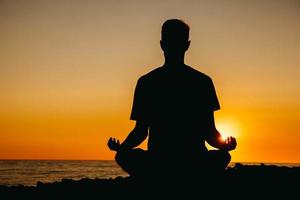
[115,148,145,166]
[208,150,231,169]
[222,151,231,167]
[115,151,126,166]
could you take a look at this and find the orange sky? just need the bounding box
[0,0,299,163]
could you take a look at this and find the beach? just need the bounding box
[1,163,299,198]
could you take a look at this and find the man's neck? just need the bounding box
[164,56,185,68]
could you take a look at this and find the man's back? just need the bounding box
[130,65,220,160]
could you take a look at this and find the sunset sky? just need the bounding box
[0,0,299,163]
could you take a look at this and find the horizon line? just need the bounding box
[0,159,299,165]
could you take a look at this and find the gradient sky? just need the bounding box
[0,0,299,163]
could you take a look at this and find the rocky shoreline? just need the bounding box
[1,163,299,198]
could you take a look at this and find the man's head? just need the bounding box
[160,19,190,56]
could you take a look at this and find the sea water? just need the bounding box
[0,160,299,186]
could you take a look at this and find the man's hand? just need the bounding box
[107,137,121,152]
[221,136,237,151]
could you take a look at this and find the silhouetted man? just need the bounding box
[108,19,237,178]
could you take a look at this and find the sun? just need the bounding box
[216,121,238,141]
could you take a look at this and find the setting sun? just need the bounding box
[216,120,239,141]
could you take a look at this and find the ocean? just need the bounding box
[0,160,299,186]
[0,160,126,186]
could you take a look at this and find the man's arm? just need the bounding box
[108,120,149,152]
[119,120,149,151]
[108,77,149,152]
[205,111,237,151]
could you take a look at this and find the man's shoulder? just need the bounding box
[184,65,212,82]
[138,66,164,82]
[137,65,213,83]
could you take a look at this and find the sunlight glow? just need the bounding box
[217,121,238,141]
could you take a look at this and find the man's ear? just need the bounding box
[160,40,165,51]
[185,40,191,51]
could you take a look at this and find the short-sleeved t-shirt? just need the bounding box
[130,65,220,157]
